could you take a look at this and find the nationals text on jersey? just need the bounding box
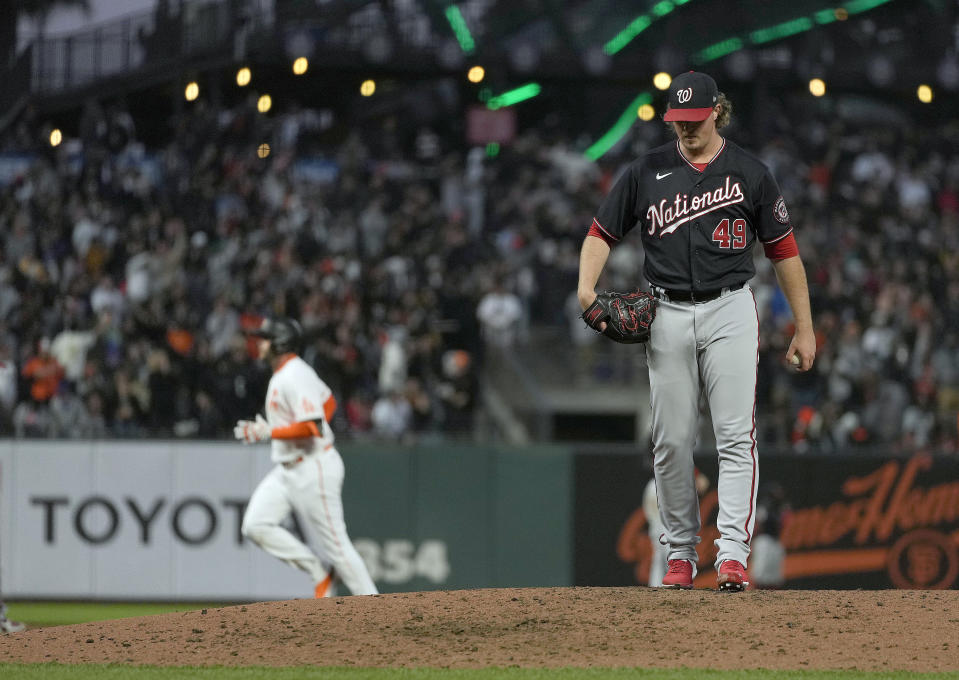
[648,175,745,237]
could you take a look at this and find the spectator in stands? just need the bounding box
[82,391,109,439]
[145,348,177,434]
[436,349,475,434]
[476,281,524,349]
[0,87,958,451]
[110,368,148,437]
[205,295,241,359]
[193,390,224,439]
[371,389,412,441]
[21,337,63,405]
[90,276,125,317]
[0,266,21,324]
[49,382,91,439]
[0,341,16,429]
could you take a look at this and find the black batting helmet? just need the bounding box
[250,317,303,355]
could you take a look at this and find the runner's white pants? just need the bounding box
[242,446,378,595]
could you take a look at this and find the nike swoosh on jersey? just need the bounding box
[656,172,673,180]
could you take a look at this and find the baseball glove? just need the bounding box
[581,290,657,344]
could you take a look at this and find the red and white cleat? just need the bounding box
[717,560,748,592]
[661,559,694,589]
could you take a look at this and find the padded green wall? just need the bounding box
[340,444,572,592]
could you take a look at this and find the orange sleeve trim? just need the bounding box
[764,231,799,260]
[271,421,320,439]
[324,396,337,423]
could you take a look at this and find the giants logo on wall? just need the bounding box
[613,455,959,589]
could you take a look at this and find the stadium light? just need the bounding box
[637,104,656,121]
[809,78,826,97]
[184,82,199,101]
[360,80,376,96]
[468,66,485,83]
[257,94,272,113]
[49,129,62,147]
[236,67,251,87]
[293,57,308,75]
[653,72,672,90]
[917,84,933,103]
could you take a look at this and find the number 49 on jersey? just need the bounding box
[712,218,747,249]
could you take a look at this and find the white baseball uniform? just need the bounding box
[241,355,378,596]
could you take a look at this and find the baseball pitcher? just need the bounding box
[579,71,816,591]
[235,318,378,597]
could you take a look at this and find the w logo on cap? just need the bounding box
[677,87,693,103]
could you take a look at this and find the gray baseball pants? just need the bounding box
[645,285,759,572]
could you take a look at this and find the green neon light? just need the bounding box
[750,17,813,44]
[602,0,695,56]
[584,92,652,161]
[587,0,898,160]
[696,1,896,63]
[692,37,744,64]
[444,5,475,54]
[844,0,895,13]
[486,83,542,110]
[651,1,674,17]
[814,8,837,24]
[604,15,652,55]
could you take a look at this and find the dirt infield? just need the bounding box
[1,588,957,672]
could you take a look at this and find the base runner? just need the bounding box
[0,601,25,633]
[235,318,378,597]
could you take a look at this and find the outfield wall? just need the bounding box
[2,441,957,599]
[0,441,572,600]
[574,450,959,590]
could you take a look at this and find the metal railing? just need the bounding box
[16,0,517,98]
[26,0,275,95]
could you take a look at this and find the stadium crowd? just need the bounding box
[0,89,957,453]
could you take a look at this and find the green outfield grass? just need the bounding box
[1,666,958,680]
[4,601,235,628]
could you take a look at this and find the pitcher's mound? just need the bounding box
[1,588,955,672]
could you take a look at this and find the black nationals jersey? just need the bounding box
[593,138,793,291]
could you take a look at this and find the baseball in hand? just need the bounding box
[789,354,801,367]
